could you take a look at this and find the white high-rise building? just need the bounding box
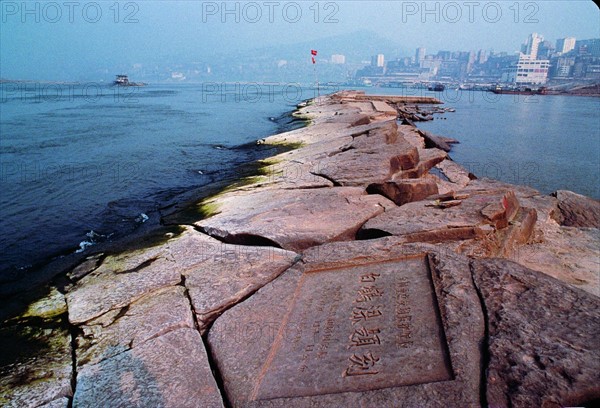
[371,54,385,67]
[415,47,426,63]
[523,33,543,59]
[556,37,576,54]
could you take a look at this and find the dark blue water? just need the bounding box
[366,88,600,199]
[0,83,309,283]
[1,84,598,286]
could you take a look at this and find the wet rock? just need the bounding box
[68,253,103,282]
[74,328,223,408]
[196,187,394,252]
[472,259,600,407]
[0,289,72,408]
[553,190,600,228]
[418,129,452,152]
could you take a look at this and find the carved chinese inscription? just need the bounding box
[254,256,452,400]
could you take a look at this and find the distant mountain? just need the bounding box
[223,30,409,63]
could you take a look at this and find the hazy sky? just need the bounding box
[1,1,599,80]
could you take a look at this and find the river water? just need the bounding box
[1,83,598,286]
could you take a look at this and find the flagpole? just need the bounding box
[314,63,320,100]
[311,49,319,103]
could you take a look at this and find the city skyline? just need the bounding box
[1,1,599,81]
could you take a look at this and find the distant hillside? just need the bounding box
[243,30,409,63]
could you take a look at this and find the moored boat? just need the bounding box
[113,75,147,87]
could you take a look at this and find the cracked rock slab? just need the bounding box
[472,259,600,407]
[66,255,181,325]
[196,187,395,252]
[73,328,223,408]
[166,227,298,331]
[76,285,196,367]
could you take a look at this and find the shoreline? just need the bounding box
[0,109,309,308]
[2,91,599,407]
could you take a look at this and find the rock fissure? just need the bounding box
[309,171,342,186]
[469,260,491,408]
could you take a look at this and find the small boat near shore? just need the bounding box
[113,74,147,87]
[490,85,547,95]
[427,83,445,92]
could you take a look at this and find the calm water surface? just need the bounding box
[0,83,304,283]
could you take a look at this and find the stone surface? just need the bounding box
[208,239,484,407]
[397,148,447,179]
[368,177,439,206]
[253,257,452,400]
[176,231,298,330]
[76,285,196,366]
[38,398,69,408]
[553,189,600,228]
[196,187,394,252]
[313,132,420,187]
[436,159,471,190]
[472,259,600,407]
[7,90,599,407]
[74,328,224,408]
[513,224,600,296]
[66,252,181,324]
[418,129,452,152]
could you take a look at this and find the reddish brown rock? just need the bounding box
[497,208,538,258]
[418,129,452,152]
[66,254,181,324]
[481,191,520,229]
[74,328,224,408]
[553,189,600,228]
[196,187,394,252]
[313,128,419,187]
[176,232,298,331]
[472,259,600,408]
[367,178,439,206]
[349,114,370,127]
[76,286,196,366]
[207,239,484,407]
[398,148,448,179]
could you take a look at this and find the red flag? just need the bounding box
[311,49,318,56]
[312,57,316,64]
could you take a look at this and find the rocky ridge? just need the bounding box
[2,91,598,408]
